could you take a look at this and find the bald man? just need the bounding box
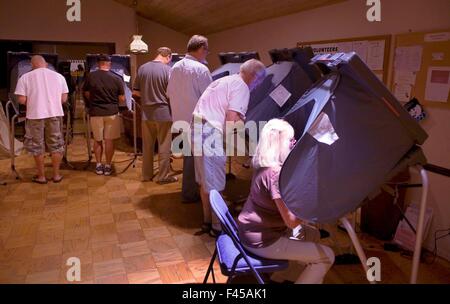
[15,55,69,184]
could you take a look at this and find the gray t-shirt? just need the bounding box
[134,61,172,121]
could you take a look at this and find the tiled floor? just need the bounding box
[0,134,449,284]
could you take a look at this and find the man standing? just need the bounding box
[192,59,266,236]
[133,47,177,184]
[14,55,69,184]
[83,55,125,176]
[167,35,212,203]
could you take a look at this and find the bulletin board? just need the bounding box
[392,30,450,108]
[297,35,391,84]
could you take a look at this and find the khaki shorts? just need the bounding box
[90,115,121,141]
[24,117,65,156]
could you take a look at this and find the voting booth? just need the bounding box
[245,47,320,124]
[279,52,429,283]
[211,52,260,81]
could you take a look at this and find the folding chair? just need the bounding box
[203,190,288,284]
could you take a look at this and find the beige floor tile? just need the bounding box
[127,269,161,284]
[26,270,60,284]
[92,243,122,263]
[123,253,156,273]
[158,262,196,284]
[120,240,150,258]
[93,258,126,278]
[32,241,63,258]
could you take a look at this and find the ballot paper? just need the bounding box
[269,84,292,108]
[123,74,131,83]
[367,40,385,70]
[307,112,339,145]
[394,46,423,72]
[425,67,450,103]
[394,84,412,102]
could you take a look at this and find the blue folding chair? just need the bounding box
[203,190,289,284]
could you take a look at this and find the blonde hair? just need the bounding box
[252,119,295,169]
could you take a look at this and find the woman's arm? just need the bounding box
[274,198,302,229]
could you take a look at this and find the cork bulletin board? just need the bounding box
[392,30,450,108]
[297,35,391,84]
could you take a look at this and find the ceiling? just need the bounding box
[114,0,346,35]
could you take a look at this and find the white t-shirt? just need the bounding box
[193,74,250,133]
[14,68,69,119]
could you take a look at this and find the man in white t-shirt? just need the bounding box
[14,55,69,184]
[191,59,266,236]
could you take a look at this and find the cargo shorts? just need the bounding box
[24,117,65,156]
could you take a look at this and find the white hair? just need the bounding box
[240,59,266,78]
[252,119,294,169]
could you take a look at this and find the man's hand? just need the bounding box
[225,110,242,123]
[61,93,68,103]
[16,95,27,105]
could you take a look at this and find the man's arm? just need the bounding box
[61,93,68,103]
[132,90,141,99]
[16,95,27,105]
[225,110,243,123]
[118,94,126,106]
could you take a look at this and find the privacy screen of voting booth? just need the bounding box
[211,51,260,81]
[245,47,321,124]
[85,54,133,111]
[279,52,428,224]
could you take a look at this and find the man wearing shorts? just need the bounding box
[83,55,125,176]
[191,59,266,235]
[14,55,69,184]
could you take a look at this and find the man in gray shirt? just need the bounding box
[133,47,176,184]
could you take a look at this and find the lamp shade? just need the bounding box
[130,35,148,54]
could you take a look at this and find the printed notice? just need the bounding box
[270,84,292,108]
[425,67,450,103]
[394,84,412,102]
[367,40,385,70]
[394,71,417,85]
[395,46,423,72]
[307,112,339,145]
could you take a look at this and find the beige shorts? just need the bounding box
[90,115,121,141]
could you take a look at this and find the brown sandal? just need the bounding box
[32,176,48,184]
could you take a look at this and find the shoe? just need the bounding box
[103,165,113,176]
[95,164,104,175]
[181,196,201,204]
[32,175,48,184]
[157,176,178,185]
[53,175,64,183]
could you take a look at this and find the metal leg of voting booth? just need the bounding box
[340,165,428,284]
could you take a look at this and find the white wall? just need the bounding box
[0,0,189,72]
[136,16,189,67]
[209,0,450,260]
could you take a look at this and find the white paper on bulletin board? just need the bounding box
[425,66,450,102]
[367,40,385,70]
[395,46,423,72]
[352,41,368,63]
[394,70,417,85]
[394,84,412,102]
